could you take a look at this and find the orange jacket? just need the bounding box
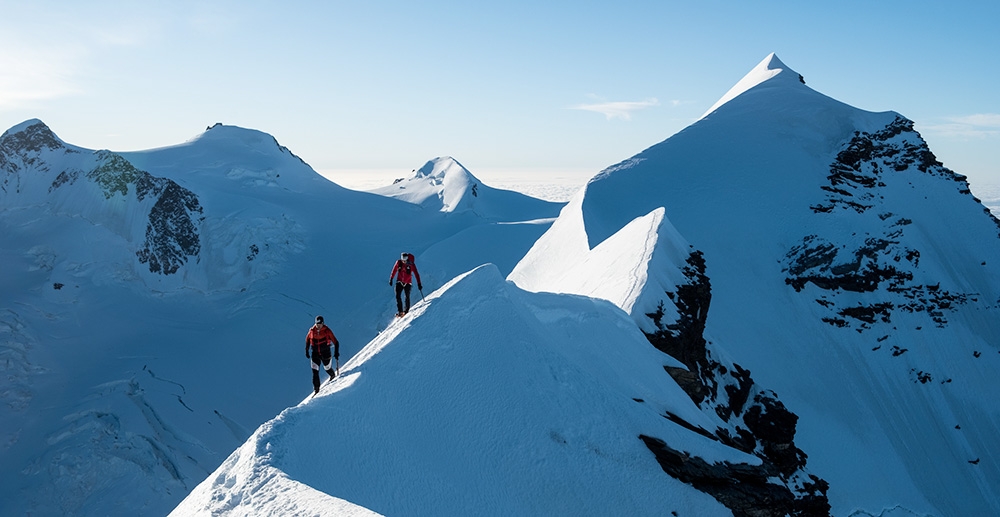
[306,324,339,356]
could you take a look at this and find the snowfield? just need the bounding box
[2,53,999,516]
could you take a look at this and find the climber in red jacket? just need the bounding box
[389,252,422,317]
[305,315,339,394]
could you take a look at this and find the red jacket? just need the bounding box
[390,259,421,286]
[306,324,338,354]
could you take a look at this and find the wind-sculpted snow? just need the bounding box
[511,201,832,514]
[0,118,567,515]
[6,52,1000,516]
[554,54,1000,515]
[173,265,744,516]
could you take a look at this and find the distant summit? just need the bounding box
[0,119,68,154]
[368,156,562,221]
[1,118,558,516]
[188,122,311,168]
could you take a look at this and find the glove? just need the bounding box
[305,349,310,359]
[418,284,423,290]
[334,353,340,360]
[389,279,393,286]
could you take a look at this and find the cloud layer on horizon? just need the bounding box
[570,98,660,120]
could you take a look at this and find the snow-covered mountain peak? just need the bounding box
[414,155,470,180]
[1,119,561,516]
[172,262,749,516]
[367,156,562,221]
[0,118,67,154]
[116,122,331,196]
[2,118,49,137]
[545,53,1000,515]
[185,122,308,165]
[701,52,805,119]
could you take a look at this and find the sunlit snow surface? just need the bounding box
[513,55,1000,516]
[172,265,737,516]
[0,122,566,516]
[3,51,1000,517]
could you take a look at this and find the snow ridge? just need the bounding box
[700,52,805,119]
[0,117,565,516]
[568,55,1000,516]
[173,264,743,516]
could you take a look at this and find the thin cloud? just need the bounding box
[571,98,660,120]
[0,47,82,109]
[0,7,164,110]
[919,114,1000,138]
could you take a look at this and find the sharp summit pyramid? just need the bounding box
[174,54,1000,516]
[3,53,998,517]
[514,52,1000,515]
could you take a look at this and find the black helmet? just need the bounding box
[315,315,324,324]
[400,252,408,261]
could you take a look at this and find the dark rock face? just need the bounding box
[87,151,204,275]
[0,121,64,156]
[640,435,830,517]
[0,121,73,194]
[1,122,203,277]
[784,233,915,294]
[810,116,964,215]
[785,117,987,332]
[89,151,150,199]
[135,181,203,275]
[646,251,711,378]
[643,251,830,516]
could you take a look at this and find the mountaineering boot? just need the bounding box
[326,369,336,381]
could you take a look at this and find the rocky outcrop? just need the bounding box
[0,120,64,157]
[0,120,75,194]
[88,151,204,275]
[643,251,830,516]
[135,180,203,275]
[2,121,203,277]
[810,116,966,215]
[640,435,830,517]
[645,251,712,381]
[786,117,985,332]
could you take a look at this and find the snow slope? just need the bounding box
[513,54,1000,516]
[171,265,742,517]
[367,156,563,221]
[6,52,1000,517]
[0,121,562,516]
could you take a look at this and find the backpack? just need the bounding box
[398,253,416,274]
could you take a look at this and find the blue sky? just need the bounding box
[2,1,998,187]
